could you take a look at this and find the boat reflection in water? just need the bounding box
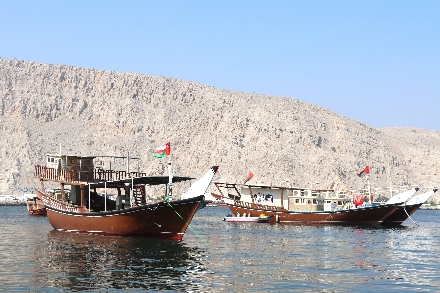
[31,230,209,292]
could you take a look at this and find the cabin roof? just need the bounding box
[115,175,195,186]
[46,154,141,159]
[46,154,97,159]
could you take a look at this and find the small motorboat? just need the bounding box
[224,214,272,223]
[26,194,47,215]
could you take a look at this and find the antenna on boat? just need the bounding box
[388,173,393,199]
[127,151,130,174]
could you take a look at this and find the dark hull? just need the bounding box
[381,204,422,226]
[38,189,203,240]
[222,199,398,225]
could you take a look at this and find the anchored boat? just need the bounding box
[212,182,404,225]
[26,194,47,215]
[34,152,218,240]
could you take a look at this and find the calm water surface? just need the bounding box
[1,205,440,292]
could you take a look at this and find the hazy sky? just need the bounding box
[1,1,439,131]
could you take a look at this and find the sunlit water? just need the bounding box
[1,205,440,292]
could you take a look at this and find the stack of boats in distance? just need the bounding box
[216,182,437,225]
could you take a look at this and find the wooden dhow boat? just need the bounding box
[212,182,405,225]
[381,188,438,226]
[34,152,218,240]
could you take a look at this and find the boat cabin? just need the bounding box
[285,189,348,211]
[238,186,348,211]
[214,183,350,212]
[46,154,96,171]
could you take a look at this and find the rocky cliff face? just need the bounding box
[1,58,439,201]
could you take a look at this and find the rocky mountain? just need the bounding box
[1,58,439,202]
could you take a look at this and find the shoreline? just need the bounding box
[0,201,26,206]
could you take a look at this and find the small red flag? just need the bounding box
[243,171,254,184]
[358,166,370,177]
[353,195,364,206]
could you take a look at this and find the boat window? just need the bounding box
[295,199,299,203]
[301,198,305,203]
[313,199,317,204]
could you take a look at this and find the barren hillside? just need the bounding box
[1,58,439,202]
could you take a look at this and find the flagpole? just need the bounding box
[167,155,172,199]
[367,175,371,205]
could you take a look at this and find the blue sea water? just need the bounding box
[1,205,440,292]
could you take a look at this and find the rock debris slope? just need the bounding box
[1,58,440,201]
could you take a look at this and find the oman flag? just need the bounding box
[154,142,170,158]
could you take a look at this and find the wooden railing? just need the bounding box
[34,165,147,184]
[233,199,279,211]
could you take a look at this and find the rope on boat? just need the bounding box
[164,198,206,244]
[403,205,418,226]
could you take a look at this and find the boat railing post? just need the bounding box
[104,181,107,211]
[88,183,91,211]
[130,177,134,207]
[80,185,85,207]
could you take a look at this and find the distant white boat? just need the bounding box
[223,215,273,223]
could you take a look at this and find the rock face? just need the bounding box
[1,58,440,202]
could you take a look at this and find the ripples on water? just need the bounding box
[1,205,440,292]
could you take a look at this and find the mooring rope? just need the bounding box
[164,198,206,243]
[403,205,418,225]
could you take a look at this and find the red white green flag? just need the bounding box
[154,142,170,158]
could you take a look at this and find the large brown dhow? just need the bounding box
[212,182,408,225]
[34,153,218,240]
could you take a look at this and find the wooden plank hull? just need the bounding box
[39,190,203,240]
[381,204,421,226]
[224,202,398,225]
